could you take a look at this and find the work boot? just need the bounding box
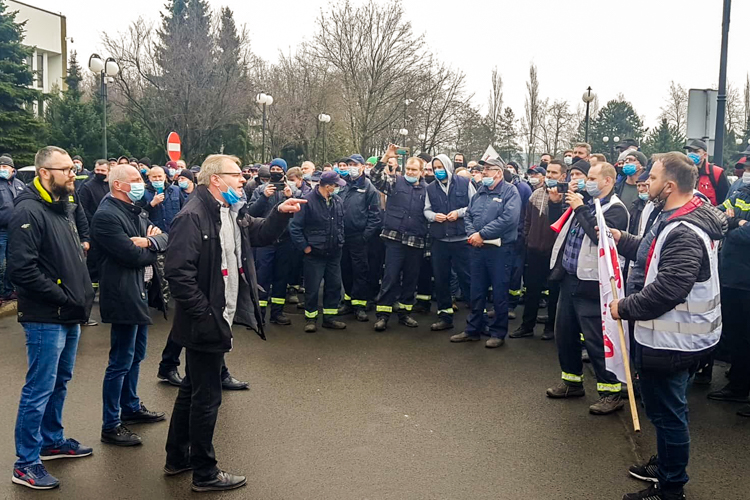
[398,315,419,328]
[485,337,505,348]
[628,455,659,483]
[430,320,453,331]
[322,318,346,330]
[450,332,480,343]
[707,385,750,403]
[286,288,299,305]
[509,326,534,339]
[355,309,369,322]
[622,483,685,500]
[540,330,555,341]
[412,301,430,314]
[546,382,585,399]
[374,318,388,331]
[304,320,317,333]
[270,313,291,326]
[589,394,625,415]
[337,302,354,315]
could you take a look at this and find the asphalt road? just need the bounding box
[0,303,748,500]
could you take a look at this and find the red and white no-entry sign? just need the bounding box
[167,132,181,162]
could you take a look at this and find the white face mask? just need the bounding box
[529,177,540,186]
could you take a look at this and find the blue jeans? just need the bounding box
[102,324,148,430]
[466,245,512,339]
[0,229,12,297]
[15,323,81,468]
[639,365,691,491]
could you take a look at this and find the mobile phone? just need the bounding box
[396,148,409,156]
[272,182,286,190]
[556,182,568,194]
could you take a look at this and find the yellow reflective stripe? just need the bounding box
[259,300,268,307]
[351,300,367,306]
[735,199,750,211]
[376,305,392,313]
[509,289,522,296]
[397,303,413,311]
[723,199,733,210]
[580,333,585,342]
[597,383,622,393]
[437,309,454,315]
[522,287,527,293]
[271,297,286,305]
[56,279,62,284]
[415,294,431,301]
[305,310,319,318]
[323,308,338,315]
[344,294,352,301]
[562,372,583,383]
[541,290,549,296]
[290,285,300,290]
[91,282,99,289]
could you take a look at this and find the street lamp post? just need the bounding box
[399,128,408,171]
[582,86,596,144]
[713,0,732,168]
[318,114,331,164]
[88,54,119,159]
[255,93,274,163]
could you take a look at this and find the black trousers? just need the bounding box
[341,237,369,309]
[521,248,553,331]
[304,251,343,321]
[366,234,385,303]
[159,336,229,380]
[431,239,471,323]
[723,287,750,395]
[555,274,621,395]
[416,255,433,305]
[165,349,224,482]
[377,239,422,319]
[256,239,296,319]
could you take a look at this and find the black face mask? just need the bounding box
[242,173,252,180]
[454,162,464,168]
[539,161,548,168]
[424,174,435,184]
[503,169,513,183]
[270,172,284,182]
[95,173,107,182]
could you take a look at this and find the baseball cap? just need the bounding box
[615,138,639,150]
[320,171,346,187]
[0,156,13,168]
[479,157,504,168]
[683,139,708,152]
[347,154,365,165]
[529,166,547,176]
[258,165,271,179]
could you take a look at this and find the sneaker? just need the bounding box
[546,382,585,399]
[164,463,192,476]
[322,319,346,330]
[101,424,142,446]
[40,438,93,461]
[398,315,419,328]
[374,318,388,331]
[509,326,534,339]
[628,455,659,483]
[121,403,166,425]
[337,303,354,315]
[192,470,247,492]
[304,321,317,333]
[450,332,480,343]
[355,309,369,322]
[540,330,555,341]
[589,394,625,415]
[707,385,749,403]
[622,483,685,500]
[485,337,505,348]
[430,320,453,331]
[12,464,59,490]
[270,313,292,326]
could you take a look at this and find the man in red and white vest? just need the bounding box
[683,138,729,206]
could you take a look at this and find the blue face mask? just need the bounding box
[404,175,419,184]
[0,169,10,180]
[127,182,146,202]
[219,177,240,205]
[151,180,165,193]
[303,173,312,182]
[638,192,649,201]
[434,169,447,180]
[140,168,147,174]
[545,178,557,188]
[348,167,361,178]
[481,176,495,186]
[687,152,701,165]
[333,187,341,195]
[622,163,637,176]
[585,180,602,197]
[576,179,586,191]
[168,168,176,178]
[178,180,189,189]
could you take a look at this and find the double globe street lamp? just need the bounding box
[88,54,119,159]
[582,86,596,143]
[256,93,274,163]
[318,113,331,164]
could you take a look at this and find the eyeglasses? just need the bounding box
[42,167,74,176]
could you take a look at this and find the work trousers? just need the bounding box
[466,245,512,339]
[341,237,370,310]
[376,239,422,319]
[416,254,433,308]
[521,248,554,332]
[508,238,525,309]
[723,287,750,396]
[366,234,385,304]
[555,274,621,396]
[304,250,343,322]
[255,239,295,320]
[165,348,224,483]
[431,239,471,324]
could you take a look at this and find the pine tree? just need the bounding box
[0,0,44,165]
[589,98,645,162]
[642,118,684,157]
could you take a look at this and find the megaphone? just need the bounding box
[550,207,573,234]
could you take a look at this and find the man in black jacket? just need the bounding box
[289,171,348,332]
[610,152,726,500]
[8,146,95,490]
[92,165,170,447]
[0,155,26,300]
[336,154,381,322]
[164,154,304,492]
[78,159,110,224]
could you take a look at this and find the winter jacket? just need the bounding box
[616,198,727,371]
[337,173,381,241]
[248,181,300,243]
[524,186,557,253]
[424,154,475,241]
[465,179,521,244]
[0,176,25,229]
[91,194,169,325]
[7,178,94,324]
[141,184,184,233]
[719,184,750,291]
[696,161,729,206]
[370,163,428,238]
[289,187,345,257]
[165,185,291,352]
[78,175,109,223]
[73,169,91,191]
[512,178,532,240]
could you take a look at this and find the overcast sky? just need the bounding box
[26,0,750,130]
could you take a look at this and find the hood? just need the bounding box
[672,197,727,241]
[433,154,454,182]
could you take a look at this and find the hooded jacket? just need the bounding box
[8,178,94,324]
[0,174,25,229]
[424,154,476,241]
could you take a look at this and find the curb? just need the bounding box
[0,300,17,318]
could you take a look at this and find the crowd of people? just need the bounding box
[2,137,749,499]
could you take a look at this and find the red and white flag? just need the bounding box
[594,199,629,383]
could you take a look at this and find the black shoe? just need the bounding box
[158,369,183,387]
[412,302,430,314]
[398,315,419,328]
[304,321,317,333]
[121,403,166,425]
[539,299,548,309]
[737,404,750,417]
[82,319,98,326]
[693,370,712,386]
[430,320,453,331]
[622,483,685,500]
[222,376,249,391]
[540,330,555,341]
[374,318,388,331]
[101,425,142,446]
[164,463,192,476]
[337,303,354,315]
[192,470,247,492]
[509,326,534,339]
[628,455,659,483]
[546,382,585,399]
[270,313,291,325]
[707,385,749,403]
[322,319,346,329]
[355,309,369,322]
[297,302,305,310]
[536,314,548,323]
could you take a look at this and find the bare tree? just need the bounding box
[538,100,575,157]
[726,83,745,137]
[659,81,688,136]
[522,63,542,168]
[485,66,503,144]
[743,74,750,134]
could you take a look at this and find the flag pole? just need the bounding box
[609,279,641,433]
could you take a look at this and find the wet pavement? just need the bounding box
[0,303,748,499]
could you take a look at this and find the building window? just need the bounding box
[37,54,44,88]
